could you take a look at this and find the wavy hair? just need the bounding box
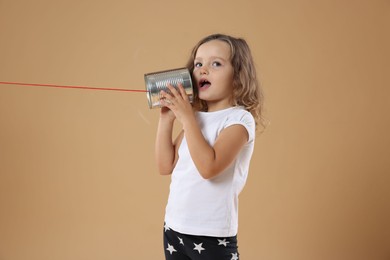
[186,34,265,130]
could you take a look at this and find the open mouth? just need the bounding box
[199,79,211,89]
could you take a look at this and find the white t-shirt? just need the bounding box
[164,106,256,237]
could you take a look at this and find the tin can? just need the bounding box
[144,67,193,109]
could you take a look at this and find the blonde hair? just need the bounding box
[186,34,265,130]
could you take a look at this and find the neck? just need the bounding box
[206,100,235,112]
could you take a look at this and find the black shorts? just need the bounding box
[163,224,239,260]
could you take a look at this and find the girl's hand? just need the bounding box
[160,83,194,124]
[159,105,176,122]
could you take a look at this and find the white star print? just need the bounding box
[193,242,205,254]
[178,236,184,245]
[166,243,177,255]
[231,252,239,260]
[218,238,230,247]
[164,223,170,232]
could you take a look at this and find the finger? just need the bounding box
[160,98,173,107]
[177,83,189,101]
[160,90,174,101]
[167,84,180,98]
[160,91,173,106]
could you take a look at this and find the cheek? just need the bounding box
[223,71,235,84]
[191,72,199,82]
[193,76,200,85]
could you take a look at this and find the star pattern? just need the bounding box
[193,242,205,254]
[218,238,230,247]
[166,243,177,255]
[164,223,170,232]
[231,252,239,260]
[177,236,184,245]
[165,226,239,258]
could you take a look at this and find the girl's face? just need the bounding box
[193,40,234,111]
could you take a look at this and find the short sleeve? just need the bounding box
[224,109,256,143]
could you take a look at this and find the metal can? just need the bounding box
[144,67,193,109]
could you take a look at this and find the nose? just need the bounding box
[199,66,209,75]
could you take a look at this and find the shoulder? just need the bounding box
[224,107,256,142]
[225,107,255,125]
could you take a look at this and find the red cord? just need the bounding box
[0,81,147,93]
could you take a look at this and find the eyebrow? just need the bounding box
[194,56,228,62]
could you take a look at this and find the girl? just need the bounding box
[155,34,264,260]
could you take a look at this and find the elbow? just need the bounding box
[200,174,214,180]
[159,169,172,176]
[198,167,221,180]
[157,164,174,176]
[158,168,173,176]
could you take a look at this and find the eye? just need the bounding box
[194,62,202,68]
[212,61,221,67]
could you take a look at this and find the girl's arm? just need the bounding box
[182,115,248,179]
[155,107,183,175]
[161,84,248,179]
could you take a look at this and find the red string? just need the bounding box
[0,81,147,93]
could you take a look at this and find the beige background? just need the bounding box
[0,0,389,259]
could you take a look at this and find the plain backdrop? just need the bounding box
[0,0,389,259]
